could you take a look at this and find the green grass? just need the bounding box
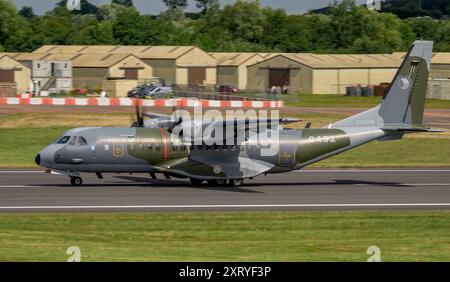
[0,127,71,167]
[313,137,450,168]
[0,211,448,261]
[285,94,450,109]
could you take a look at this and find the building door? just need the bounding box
[188,67,206,85]
[269,69,290,87]
[0,70,14,82]
[124,69,138,80]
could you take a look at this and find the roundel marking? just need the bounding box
[399,78,410,90]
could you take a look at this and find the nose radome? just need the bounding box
[35,154,41,165]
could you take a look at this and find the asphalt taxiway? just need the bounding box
[0,169,450,212]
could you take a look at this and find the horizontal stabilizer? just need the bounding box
[381,126,446,133]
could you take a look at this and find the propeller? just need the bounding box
[131,99,144,128]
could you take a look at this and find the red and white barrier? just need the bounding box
[0,97,284,108]
[16,93,33,99]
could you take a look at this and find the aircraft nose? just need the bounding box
[35,154,41,165]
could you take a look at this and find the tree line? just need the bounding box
[0,0,449,54]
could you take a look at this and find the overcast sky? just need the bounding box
[11,0,368,15]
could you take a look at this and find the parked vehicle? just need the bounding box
[127,85,173,99]
[218,85,240,94]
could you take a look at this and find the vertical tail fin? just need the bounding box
[379,40,433,127]
[330,40,433,129]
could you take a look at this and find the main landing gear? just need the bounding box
[70,176,83,186]
[190,178,245,187]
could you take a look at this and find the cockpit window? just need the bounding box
[56,136,71,144]
[76,136,88,147]
[68,136,78,146]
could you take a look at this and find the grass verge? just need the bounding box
[0,211,448,262]
[285,94,450,109]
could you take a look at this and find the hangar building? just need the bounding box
[26,53,153,92]
[430,53,450,79]
[34,45,217,86]
[0,55,31,96]
[210,53,266,90]
[246,53,402,94]
[13,53,73,94]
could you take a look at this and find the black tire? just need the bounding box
[189,178,203,185]
[229,178,244,187]
[207,179,227,186]
[70,177,83,186]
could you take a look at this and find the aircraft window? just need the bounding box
[155,144,161,151]
[77,137,88,146]
[147,144,153,150]
[57,136,71,144]
[68,136,78,146]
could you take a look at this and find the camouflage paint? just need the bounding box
[297,129,350,163]
[127,128,189,166]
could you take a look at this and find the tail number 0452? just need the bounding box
[308,136,336,143]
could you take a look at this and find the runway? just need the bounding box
[1,169,450,212]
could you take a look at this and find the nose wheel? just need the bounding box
[70,177,83,186]
[229,178,244,187]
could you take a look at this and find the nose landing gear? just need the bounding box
[70,176,83,186]
[229,178,244,187]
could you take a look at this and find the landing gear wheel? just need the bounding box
[70,177,83,186]
[189,178,203,185]
[229,178,244,187]
[207,179,227,186]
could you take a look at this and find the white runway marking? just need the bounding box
[0,185,41,188]
[0,171,44,173]
[0,203,450,210]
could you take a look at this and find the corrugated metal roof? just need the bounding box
[432,53,450,64]
[12,52,136,67]
[0,52,19,58]
[71,53,136,67]
[265,53,403,68]
[13,53,49,61]
[391,52,450,65]
[210,53,264,66]
[34,45,200,59]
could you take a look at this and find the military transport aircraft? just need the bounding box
[35,41,441,187]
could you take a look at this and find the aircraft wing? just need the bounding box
[198,118,301,145]
[187,154,275,179]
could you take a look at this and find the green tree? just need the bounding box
[112,0,134,6]
[162,0,188,9]
[0,0,35,51]
[77,21,115,44]
[220,0,265,43]
[434,21,450,51]
[18,6,35,19]
[406,17,440,40]
[56,0,98,15]
[195,0,219,14]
